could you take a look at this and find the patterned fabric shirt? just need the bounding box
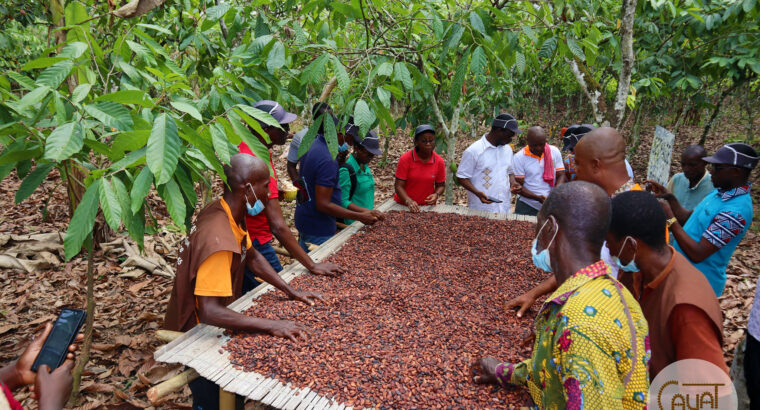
[702,185,750,248]
[496,261,650,409]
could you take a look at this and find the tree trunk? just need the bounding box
[628,99,646,156]
[609,0,636,129]
[429,94,461,205]
[567,58,606,125]
[699,82,741,145]
[69,240,96,405]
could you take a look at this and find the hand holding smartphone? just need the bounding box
[31,308,86,372]
[487,196,503,203]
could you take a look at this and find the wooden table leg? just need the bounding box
[219,387,236,410]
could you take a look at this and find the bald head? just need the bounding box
[526,126,547,156]
[224,153,269,192]
[540,180,611,251]
[573,127,630,194]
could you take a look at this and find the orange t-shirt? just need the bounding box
[194,198,252,297]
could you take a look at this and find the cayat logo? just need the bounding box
[649,359,737,410]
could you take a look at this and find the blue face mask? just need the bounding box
[531,218,557,273]
[338,142,350,152]
[612,236,639,272]
[245,183,265,216]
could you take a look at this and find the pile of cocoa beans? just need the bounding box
[225,211,547,408]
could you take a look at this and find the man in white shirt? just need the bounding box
[456,114,520,214]
[512,126,567,216]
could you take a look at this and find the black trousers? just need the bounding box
[746,333,760,410]
[188,377,244,410]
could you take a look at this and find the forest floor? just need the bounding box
[0,100,758,409]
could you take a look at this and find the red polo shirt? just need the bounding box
[238,142,278,244]
[393,148,446,205]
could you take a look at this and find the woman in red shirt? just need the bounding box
[393,124,446,212]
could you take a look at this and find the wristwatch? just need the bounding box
[666,217,678,229]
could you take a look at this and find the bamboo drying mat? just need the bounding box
[154,199,537,409]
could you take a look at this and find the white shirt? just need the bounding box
[512,145,565,210]
[456,134,514,214]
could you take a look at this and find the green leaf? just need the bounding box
[450,53,470,106]
[64,179,100,260]
[470,46,487,75]
[157,179,186,227]
[267,41,286,73]
[83,102,133,131]
[22,57,68,71]
[444,25,465,54]
[211,123,232,164]
[469,12,486,35]
[15,163,55,204]
[170,101,202,121]
[59,42,88,59]
[131,167,153,214]
[566,37,585,61]
[377,62,394,77]
[324,111,338,159]
[0,147,43,165]
[229,117,273,175]
[99,178,122,231]
[376,87,391,108]
[332,57,350,92]
[36,61,75,89]
[206,3,231,21]
[538,37,557,59]
[126,40,156,64]
[235,104,281,129]
[393,62,413,92]
[353,100,375,139]
[301,54,329,85]
[96,90,154,107]
[71,84,91,104]
[44,122,84,161]
[297,115,322,160]
[146,113,181,185]
[110,176,131,222]
[136,23,172,35]
[515,52,526,74]
[15,86,51,111]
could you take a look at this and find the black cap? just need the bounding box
[343,115,360,138]
[359,130,382,155]
[562,124,595,151]
[492,113,521,134]
[702,143,759,169]
[311,102,332,118]
[414,124,435,138]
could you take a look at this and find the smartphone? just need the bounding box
[31,308,86,372]
[487,196,503,203]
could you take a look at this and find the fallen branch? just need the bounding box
[146,368,199,404]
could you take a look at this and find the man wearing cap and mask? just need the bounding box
[295,113,383,252]
[646,142,758,296]
[473,181,650,409]
[456,114,520,214]
[237,100,345,293]
[164,154,323,410]
[339,130,382,225]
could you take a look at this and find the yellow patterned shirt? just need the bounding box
[497,261,650,409]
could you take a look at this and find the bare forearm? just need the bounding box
[434,183,445,196]
[248,250,296,298]
[532,276,557,298]
[286,162,299,184]
[271,225,316,271]
[0,363,22,390]
[555,172,568,186]
[457,177,481,196]
[316,201,366,220]
[519,187,544,202]
[395,180,414,204]
[669,223,708,263]
[197,302,279,333]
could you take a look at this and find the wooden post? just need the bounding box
[146,369,199,404]
[219,388,236,410]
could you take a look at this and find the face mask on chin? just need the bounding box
[245,183,265,216]
[612,236,639,272]
[531,217,558,273]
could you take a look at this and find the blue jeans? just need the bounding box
[514,198,540,216]
[298,233,332,253]
[242,239,283,294]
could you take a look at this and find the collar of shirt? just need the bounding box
[689,171,711,191]
[540,260,610,312]
[640,246,677,300]
[717,183,751,201]
[481,134,498,150]
[522,145,543,160]
[411,149,435,164]
[613,179,638,197]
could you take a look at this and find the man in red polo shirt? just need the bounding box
[238,100,345,293]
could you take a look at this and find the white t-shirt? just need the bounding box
[456,135,514,214]
[512,145,565,210]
